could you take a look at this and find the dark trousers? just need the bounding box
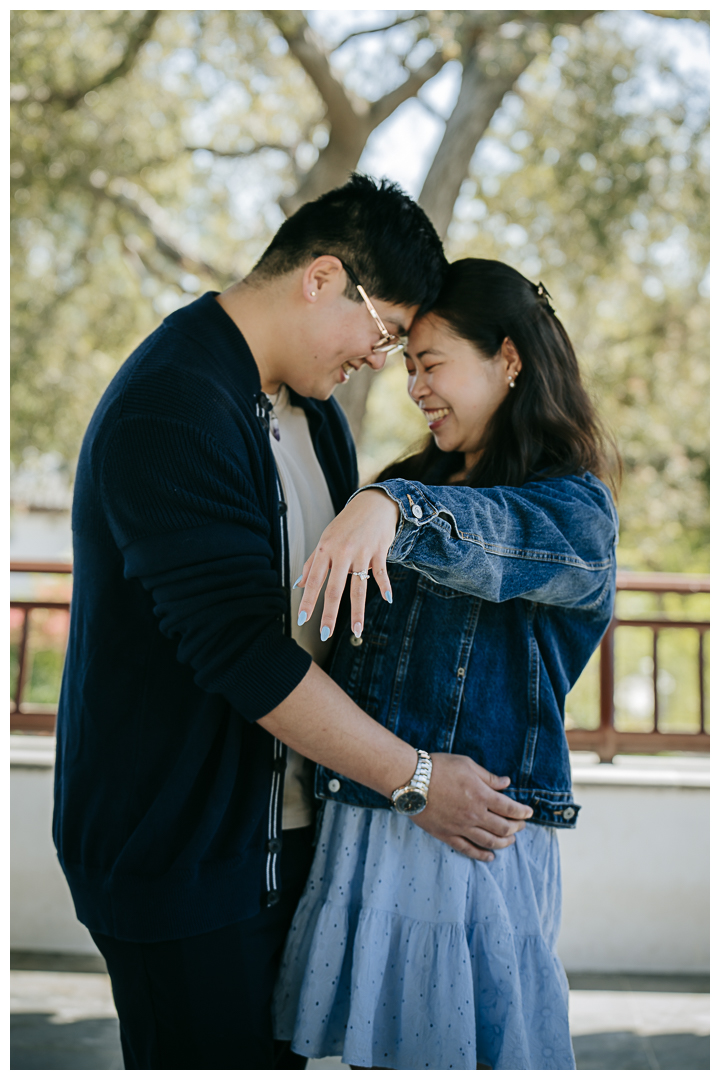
[91,826,314,1070]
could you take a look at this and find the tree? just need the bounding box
[257,9,605,430]
[11,10,310,464]
[257,9,707,434]
[360,11,709,570]
[10,9,709,569]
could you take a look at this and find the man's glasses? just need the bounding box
[337,259,408,355]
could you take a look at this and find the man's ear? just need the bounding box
[302,256,345,302]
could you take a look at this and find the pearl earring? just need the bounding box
[508,373,516,388]
[310,290,316,297]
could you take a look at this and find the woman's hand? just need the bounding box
[295,488,400,639]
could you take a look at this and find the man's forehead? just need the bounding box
[373,300,420,336]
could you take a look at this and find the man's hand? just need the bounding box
[415,754,532,862]
[258,665,532,864]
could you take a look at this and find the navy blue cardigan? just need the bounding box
[53,292,358,942]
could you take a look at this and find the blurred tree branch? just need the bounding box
[185,142,295,159]
[334,13,424,50]
[101,177,233,285]
[419,11,601,236]
[369,51,448,127]
[644,10,709,21]
[44,10,160,109]
[264,10,446,214]
[258,7,707,434]
[265,8,699,236]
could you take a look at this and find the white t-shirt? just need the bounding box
[267,385,337,829]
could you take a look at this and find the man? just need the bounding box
[53,175,532,1069]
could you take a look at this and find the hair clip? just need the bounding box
[536,282,555,314]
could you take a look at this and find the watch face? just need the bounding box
[394,789,427,815]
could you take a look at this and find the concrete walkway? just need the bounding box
[10,954,709,1070]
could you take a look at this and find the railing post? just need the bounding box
[12,609,31,714]
[699,631,706,734]
[652,628,660,733]
[598,619,616,762]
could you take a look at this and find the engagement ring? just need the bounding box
[350,569,372,581]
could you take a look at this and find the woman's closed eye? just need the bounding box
[405,361,441,376]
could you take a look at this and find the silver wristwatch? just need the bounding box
[390,749,433,816]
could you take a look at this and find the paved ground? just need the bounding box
[10,953,709,1070]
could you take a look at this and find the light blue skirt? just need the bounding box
[273,802,575,1070]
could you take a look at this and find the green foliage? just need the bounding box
[359,15,709,571]
[10,604,71,706]
[19,647,66,705]
[459,18,709,571]
[10,10,318,465]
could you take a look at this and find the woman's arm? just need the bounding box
[296,473,618,638]
[375,473,617,603]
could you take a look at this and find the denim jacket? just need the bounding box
[316,472,618,828]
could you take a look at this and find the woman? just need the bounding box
[272,259,619,1070]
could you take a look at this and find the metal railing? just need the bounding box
[10,560,73,734]
[11,563,711,757]
[566,571,710,762]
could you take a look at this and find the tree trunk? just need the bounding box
[266,11,444,218]
[418,48,534,240]
[268,9,604,435]
[280,123,372,216]
[418,9,605,239]
[333,364,375,445]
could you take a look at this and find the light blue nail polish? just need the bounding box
[293,576,302,589]
[297,611,308,626]
[385,590,393,604]
[320,626,331,642]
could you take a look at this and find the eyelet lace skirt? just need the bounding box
[273,802,575,1070]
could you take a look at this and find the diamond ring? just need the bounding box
[350,568,372,582]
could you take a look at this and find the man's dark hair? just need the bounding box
[379,258,621,495]
[249,174,447,315]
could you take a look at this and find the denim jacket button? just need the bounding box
[562,806,576,820]
[328,778,341,793]
[412,505,423,519]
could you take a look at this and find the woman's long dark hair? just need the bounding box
[378,258,620,495]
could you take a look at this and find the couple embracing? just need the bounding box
[54,175,618,1071]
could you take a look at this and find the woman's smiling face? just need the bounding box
[404,314,521,467]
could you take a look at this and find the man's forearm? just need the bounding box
[256,662,417,797]
[257,661,533,864]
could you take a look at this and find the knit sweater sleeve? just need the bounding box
[99,414,312,721]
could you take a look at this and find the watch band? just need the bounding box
[390,749,433,815]
[409,748,432,792]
